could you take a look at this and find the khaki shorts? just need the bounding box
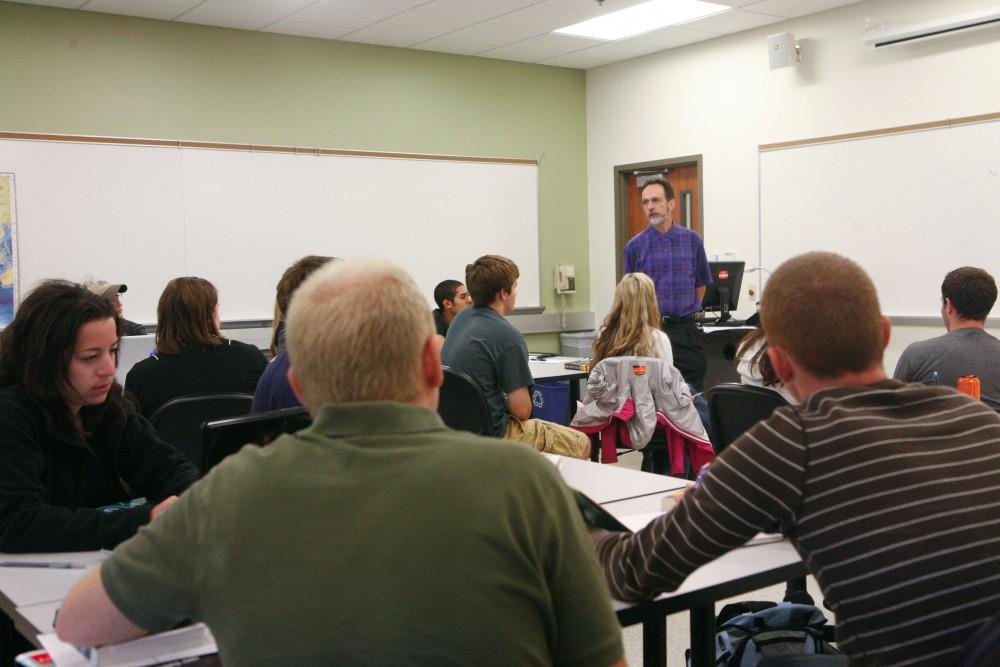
[505,417,590,459]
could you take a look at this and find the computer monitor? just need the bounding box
[701,261,745,323]
[200,406,311,473]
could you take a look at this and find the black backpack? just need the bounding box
[690,601,840,667]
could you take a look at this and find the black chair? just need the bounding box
[706,383,790,453]
[201,406,312,473]
[149,393,255,472]
[439,367,492,435]
[953,610,1000,666]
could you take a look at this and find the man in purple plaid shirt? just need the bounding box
[623,178,712,389]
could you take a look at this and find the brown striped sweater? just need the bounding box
[594,380,1000,666]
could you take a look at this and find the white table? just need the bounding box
[0,552,101,612]
[551,455,688,504]
[527,355,589,382]
[551,459,806,667]
[11,600,60,643]
[4,465,805,667]
[0,551,103,648]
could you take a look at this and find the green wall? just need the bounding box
[0,1,588,352]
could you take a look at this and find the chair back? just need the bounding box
[706,383,790,453]
[953,610,1000,666]
[149,393,254,471]
[439,367,492,435]
[201,406,312,473]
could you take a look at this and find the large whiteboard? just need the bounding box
[760,117,1000,317]
[0,137,540,323]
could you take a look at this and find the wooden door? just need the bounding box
[626,163,701,240]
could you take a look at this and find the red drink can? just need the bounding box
[957,375,981,400]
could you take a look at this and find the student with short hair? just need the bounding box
[895,266,1000,410]
[592,252,1000,666]
[82,278,146,336]
[56,259,626,667]
[442,255,590,458]
[252,255,334,413]
[0,281,197,552]
[431,279,472,337]
[124,277,266,417]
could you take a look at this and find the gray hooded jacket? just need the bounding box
[571,356,709,449]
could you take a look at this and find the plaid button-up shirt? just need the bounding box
[623,224,712,318]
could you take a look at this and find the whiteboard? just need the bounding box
[760,118,1000,317]
[0,137,540,323]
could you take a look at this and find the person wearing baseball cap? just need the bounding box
[82,279,146,336]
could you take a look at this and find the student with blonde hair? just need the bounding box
[592,272,672,366]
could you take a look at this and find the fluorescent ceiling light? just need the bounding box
[555,0,730,41]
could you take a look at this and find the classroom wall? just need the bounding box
[0,0,589,351]
[585,0,1000,372]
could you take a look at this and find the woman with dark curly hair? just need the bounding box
[0,281,198,553]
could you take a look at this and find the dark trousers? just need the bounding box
[662,318,707,392]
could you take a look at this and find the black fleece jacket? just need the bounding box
[0,388,198,552]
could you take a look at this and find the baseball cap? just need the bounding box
[82,279,128,300]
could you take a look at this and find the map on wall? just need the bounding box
[0,174,16,327]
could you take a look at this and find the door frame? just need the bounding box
[613,154,704,281]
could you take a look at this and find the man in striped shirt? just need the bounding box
[593,251,1000,666]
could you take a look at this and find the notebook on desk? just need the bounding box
[577,495,783,547]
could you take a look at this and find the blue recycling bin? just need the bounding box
[531,382,570,425]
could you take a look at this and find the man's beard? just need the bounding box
[648,214,665,227]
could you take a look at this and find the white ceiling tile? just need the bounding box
[437,19,550,47]
[416,0,530,23]
[410,37,496,56]
[489,3,591,31]
[262,19,356,40]
[175,0,318,31]
[538,48,619,69]
[478,32,604,63]
[367,0,437,9]
[541,0,647,12]
[741,0,861,20]
[711,0,764,7]
[8,0,87,8]
[339,10,475,48]
[81,0,198,21]
[682,7,784,34]
[278,0,402,30]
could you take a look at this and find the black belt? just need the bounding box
[662,315,696,324]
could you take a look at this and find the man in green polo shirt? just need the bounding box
[56,259,625,667]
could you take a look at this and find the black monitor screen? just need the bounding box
[701,261,745,322]
[200,406,312,473]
